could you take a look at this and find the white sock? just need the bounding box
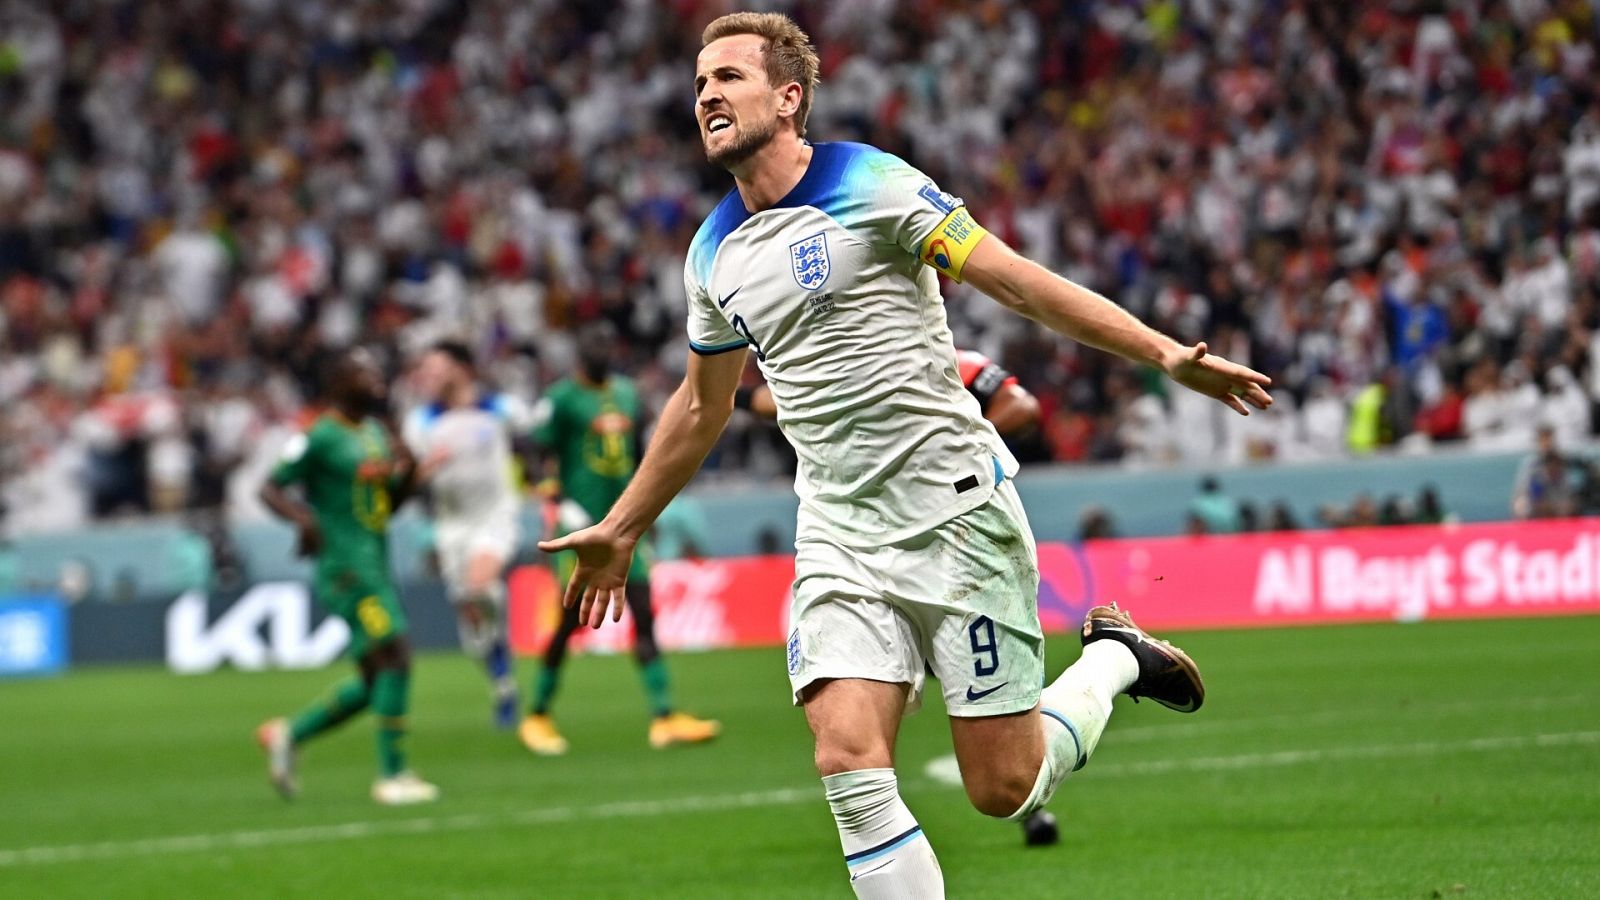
[454,587,506,660]
[455,611,493,659]
[1006,641,1140,821]
[823,769,944,900]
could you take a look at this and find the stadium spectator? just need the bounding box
[1512,425,1580,518]
[1265,501,1299,532]
[1187,476,1242,535]
[1077,506,1117,541]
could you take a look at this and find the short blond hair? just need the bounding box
[702,12,820,137]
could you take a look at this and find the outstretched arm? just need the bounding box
[960,236,1272,415]
[537,347,747,627]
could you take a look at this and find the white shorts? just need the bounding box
[786,479,1045,718]
[436,516,518,603]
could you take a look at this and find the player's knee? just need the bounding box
[813,740,892,777]
[964,771,1035,819]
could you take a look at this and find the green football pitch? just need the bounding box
[3,616,1598,899]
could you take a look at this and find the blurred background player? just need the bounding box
[404,340,527,729]
[519,323,721,755]
[741,348,1059,847]
[255,347,438,806]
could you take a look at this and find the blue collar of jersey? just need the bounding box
[425,394,496,419]
[724,141,857,220]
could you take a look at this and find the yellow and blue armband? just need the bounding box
[918,207,988,282]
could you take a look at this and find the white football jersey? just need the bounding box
[684,142,1016,547]
[403,393,530,525]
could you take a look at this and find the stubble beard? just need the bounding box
[705,115,779,170]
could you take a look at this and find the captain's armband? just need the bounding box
[917,207,988,282]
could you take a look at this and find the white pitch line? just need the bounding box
[922,729,1600,787]
[0,786,818,869]
[1089,729,1600,777]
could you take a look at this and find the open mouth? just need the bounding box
[707,114,732,135]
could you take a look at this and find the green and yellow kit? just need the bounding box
[534,376,652,582]
[270,414,409,657]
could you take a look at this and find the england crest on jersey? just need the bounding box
[789,232,831,291]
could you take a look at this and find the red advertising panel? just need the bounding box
[508,519,1600,655]
[1078,518,1600,630]
[508,555,795,656]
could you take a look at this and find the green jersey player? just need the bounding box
[517,323,721,755]
[255,348,439,806]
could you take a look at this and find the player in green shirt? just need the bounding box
[254,348,439,806]
[518,324,721,754]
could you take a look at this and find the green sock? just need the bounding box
[639,658,673,719]
[371,668,410,778]
[289,676,370,745]
[531,664,561,715]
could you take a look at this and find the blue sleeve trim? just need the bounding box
[689,339,749,356]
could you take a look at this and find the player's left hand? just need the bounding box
[537,523,637,629]
[1163,342,1273,416]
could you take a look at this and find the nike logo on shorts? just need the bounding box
[717,286,742,309]
[965,682,1008,702]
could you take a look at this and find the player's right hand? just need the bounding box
[537,524,636,629]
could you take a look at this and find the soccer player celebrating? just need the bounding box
[542,13,1271,898]
[256,348,439,806]
[403,340,527,729]
[518,322,721,755]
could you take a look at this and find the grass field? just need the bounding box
[3,615,1599,899]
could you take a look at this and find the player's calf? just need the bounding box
[363,638,425,786]
[806,680,943,899]
[947,710,1047,819]
[453,589,518,729]
[825,768,945,899]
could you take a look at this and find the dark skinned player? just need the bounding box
[255,347,439,805]
[519,323,721,754]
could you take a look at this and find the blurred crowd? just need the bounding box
[3,0,1600,537]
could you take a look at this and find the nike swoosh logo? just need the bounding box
[965,682,1009,702]
[716,286,742,309]
[850,860,895,881]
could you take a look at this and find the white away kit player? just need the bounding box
[405,340,528,729]
[540,12,1274,899]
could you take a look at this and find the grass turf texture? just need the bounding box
[2,616,1598,899]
